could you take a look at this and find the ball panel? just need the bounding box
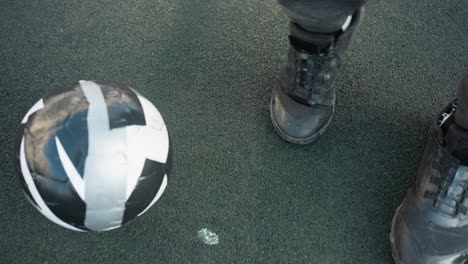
[33,170,89,231]
[122,158,166,224]
[25,84,89,182]
[135,93,170,164]
[53,109,89,178]
[55,136,85,201]
[21,96,90,230]
[93,81,146,130]
[125,125,148,200]
[28,135,88,230]
[20,138,86,232]
[123,90,170,200]
[138,174,168,217]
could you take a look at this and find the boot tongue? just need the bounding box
[445,123,468,164]
[455,75,468,130]
[445,75,468,164]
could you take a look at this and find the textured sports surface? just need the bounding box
[0,0,467,263]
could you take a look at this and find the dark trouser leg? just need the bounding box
[278,0,367,33]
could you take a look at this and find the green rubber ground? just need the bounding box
[1,0,467,263]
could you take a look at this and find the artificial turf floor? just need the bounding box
[0,0,467,263]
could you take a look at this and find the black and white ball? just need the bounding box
[14,80,171,232]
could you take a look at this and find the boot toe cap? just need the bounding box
[270,86,334,144]
[391,197,467,264]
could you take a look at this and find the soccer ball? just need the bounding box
[14,80,172,232]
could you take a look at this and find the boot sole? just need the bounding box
[269,96,334,144]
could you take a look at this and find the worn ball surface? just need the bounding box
[14,80,171,232]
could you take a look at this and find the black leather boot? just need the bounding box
[391,75,468,264]
[270,9,363,144]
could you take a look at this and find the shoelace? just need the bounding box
[296,53,328,97]
[425,102,468,216]
[424,163,468,216]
